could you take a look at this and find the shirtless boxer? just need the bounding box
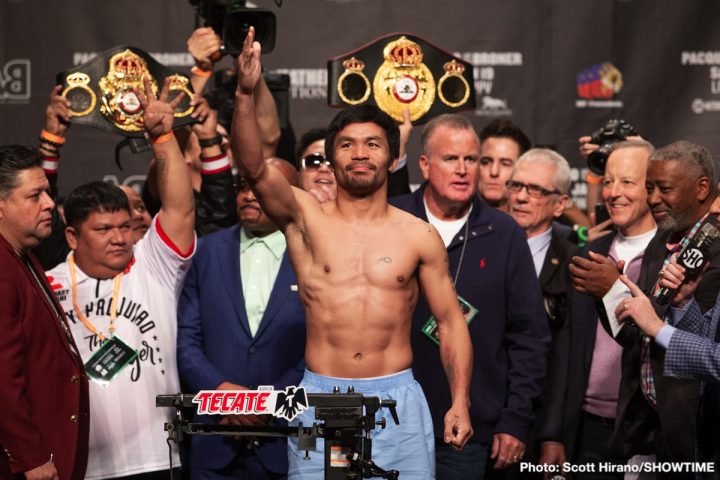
[231,29,473,479]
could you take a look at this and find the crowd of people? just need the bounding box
[2,25,720,480]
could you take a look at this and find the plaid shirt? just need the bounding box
[665,299,720,382]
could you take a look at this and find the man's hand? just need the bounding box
[490,433,526,470]
[569,251,624,297]
[398,108,413,161]
[615,275,664,338]
[235,26,262,96]
[309,186,337,204]
[658,254,704,308]
[538,442,566,479]
[190,97,218,140]
[587,218,613,243]
[188,27,222,71]
[45,85,71,137]
[578,136,598,160]
[220,413,271,428]
[137,77,185,138]
[443,403,473,450]
[24,461,58,480]
[216,381,270,428]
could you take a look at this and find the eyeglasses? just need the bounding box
[301,153,333,170]
[506,180,560,198]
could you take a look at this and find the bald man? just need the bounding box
[177,158,308,480]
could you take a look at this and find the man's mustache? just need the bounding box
[345,162,377,171]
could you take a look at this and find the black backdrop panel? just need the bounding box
[1,0,719,205]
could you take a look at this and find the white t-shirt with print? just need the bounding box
[46,217,195,479]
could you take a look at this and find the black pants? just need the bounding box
[572,412,623,480]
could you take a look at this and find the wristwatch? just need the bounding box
[199,135,222,148]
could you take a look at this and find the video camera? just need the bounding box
[587,119,638,175]
[189,0,276,55]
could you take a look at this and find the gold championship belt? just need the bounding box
[328,33,475,124]
[57,46,195,138]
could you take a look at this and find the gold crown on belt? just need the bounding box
[342,57,366,72]
[110,50,148,80]
[443,60,465,75]
[383,36,423,67]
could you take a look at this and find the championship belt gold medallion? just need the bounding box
[98,49,159,133]
[372,36,435,122]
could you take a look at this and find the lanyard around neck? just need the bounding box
[68,254,123,341]
[453,220,470,287]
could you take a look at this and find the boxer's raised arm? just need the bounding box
[231,27,299,231]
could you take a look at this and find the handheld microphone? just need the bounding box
[653,217,719,305]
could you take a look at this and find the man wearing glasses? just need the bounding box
[507,149,577,334]
[505,149,578,465]
[295,128,336,203]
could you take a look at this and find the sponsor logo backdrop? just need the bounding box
[1,0,719,207]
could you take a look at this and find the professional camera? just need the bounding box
[190,0,276,55]
[587,119,638,175]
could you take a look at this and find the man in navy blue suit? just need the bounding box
[177,158,306,479]
[390,113,549,478]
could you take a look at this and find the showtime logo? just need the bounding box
[691,98,720,114]
[0,59,31,103]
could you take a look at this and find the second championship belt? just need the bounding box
[57,46,195,138]
[328,33,475,124]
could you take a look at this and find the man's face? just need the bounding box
[332,122,394,196]
[0,167,54,254]
[67,210,134,275]
[299,139,336,194]
[646,159,708,232]
[420,126,480,212]
[119,185,151,243]
[478,136,521,205]
[508,162,566,238]
[601,148,652,235]
[236,179,276,236]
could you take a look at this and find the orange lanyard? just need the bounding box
[68,254,123,341]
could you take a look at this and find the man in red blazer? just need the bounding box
[0,145,89,480]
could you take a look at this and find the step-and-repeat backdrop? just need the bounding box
[1,0,719,208]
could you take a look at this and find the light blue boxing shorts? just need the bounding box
[288,368,435,479]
